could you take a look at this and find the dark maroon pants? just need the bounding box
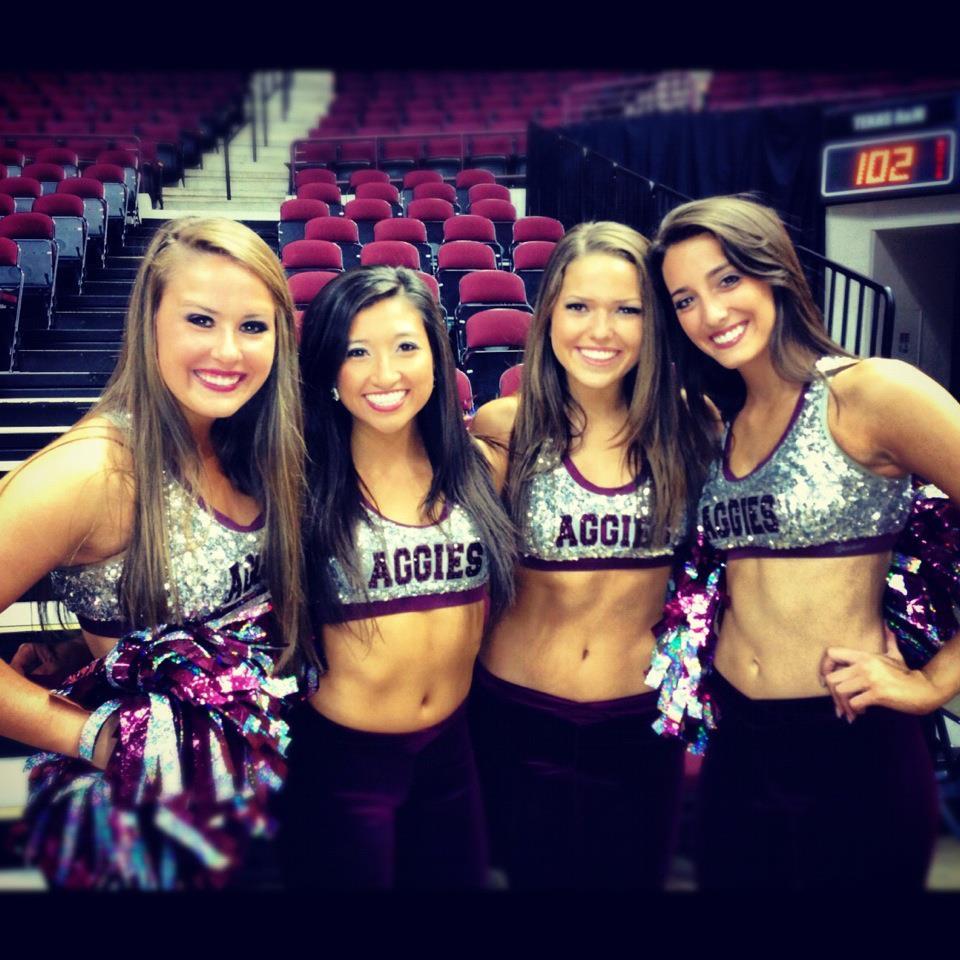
[278,700,489,889]
[697,670,941,890]
[469,662,685,890]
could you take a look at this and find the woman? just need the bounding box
[647,194,958,889]
[0,216,306,889]
[468,222,704,889]
[280,265,515,889]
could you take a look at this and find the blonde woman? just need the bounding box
[0,217,306,889]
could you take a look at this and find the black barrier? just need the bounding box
[527,123,895,358]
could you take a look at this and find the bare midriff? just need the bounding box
[480,564,670,702]
[715,550,892,699]
[308,599,486,732]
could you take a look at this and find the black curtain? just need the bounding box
[528,103,826,253]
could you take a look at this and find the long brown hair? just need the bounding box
[650,195,853,427]
[88,216,305,656]
[505,221,700,545]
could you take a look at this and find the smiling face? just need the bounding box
[336,293,434,440]
[548,252,644,402]
[661,232,777,374]
[154,250,277,438]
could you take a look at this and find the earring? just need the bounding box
[331,387,340,402]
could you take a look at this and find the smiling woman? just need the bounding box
[281,265,516,890]
[467,222,708,890]
[0,217,306,889]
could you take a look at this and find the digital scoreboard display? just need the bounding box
[821,129,956,200]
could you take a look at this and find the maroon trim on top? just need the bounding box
[726,532,899,560]
[722,383,809,483]
[562,455,638,495]
[519,554,673,571]
[197,496,265,532]
[333,582,488,622]
[360,495,452,528]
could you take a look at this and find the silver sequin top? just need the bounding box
[328,499,490,622]
[49,475,266,636]
[520,449,683,570]
[698,357,915,558]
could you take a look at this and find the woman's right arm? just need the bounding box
[0,432,126,759]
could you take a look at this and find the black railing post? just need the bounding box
[249,84,257,163]
[260,74,269,147]
[224,135,232,201]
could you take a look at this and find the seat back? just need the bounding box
[279,198,331,251]
[304,216,362,269]
[360,240,421,271]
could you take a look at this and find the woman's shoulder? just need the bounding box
[823,355,934,408]
[469,395,519,446]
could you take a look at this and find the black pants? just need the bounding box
[469,662,685,890]
[697,670,940,890]
[278,701,488,890]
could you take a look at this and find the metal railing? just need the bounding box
[528,124,896,358]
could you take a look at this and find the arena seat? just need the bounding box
[462,308,530,406]
[0,212,58,323]
[295,168,338,190]
[279,198,330,251]
[0,194,14,217]
[436,240,497,319]
[442,214,502,266]
[343,198,393,245]
[32,193,88,294]
[349,169,390,191]
[498,362,523,398]
[373,217,433,273]
[360,240,421,271]
[455,169,496,211]
[0,236,24,368]
[455,270,531,360]
[469,199,517,265]
[355,182,402,217]
[288,270,340,310]
[95,150,140,217]
[297,182,343,217]
[513,216,565,249]
[422,137,463,177]
[467,183,510,211]
[512,240,556,308]
[56,177,107,268]
[0,148,25,177]
[455,368,474,419]
[282,239,344,276]
[305,216,362,270]
[381,139,422,180]
[413,181,459,213]
[0,177,42,213]
[401,170,442,208]
[21,163,66,197]
[406,198,455,254]
[81,164,127,249]
[35,147,79,178]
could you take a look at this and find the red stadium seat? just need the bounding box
[343,198,393,244]
[305,216,362,270]
[436,240,497,318]
[282,239,344,276]
[279,198,331,251]
[288,270,339,310]
[360,240,421,271]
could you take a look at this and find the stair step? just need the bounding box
[0,372,108,396]
[53,313,125,329]
[55,294,131,310]
[21,330,124,349]
[16,350,119,374]
[0,398,94,426]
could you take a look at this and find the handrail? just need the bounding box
[289,130,525,192]
[528,123,896,357]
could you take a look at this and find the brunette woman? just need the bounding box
[0,217,306,888]
[649,195,957,889]
[280,266,515,889]
[468,222,705,889]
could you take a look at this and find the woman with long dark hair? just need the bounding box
[281,265,515,889]
[0,216,306,888]
[468,222,705,889]
[647,194,958,889]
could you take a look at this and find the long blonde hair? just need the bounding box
[90,216,306,655]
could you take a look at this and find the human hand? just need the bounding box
[819,629,942,721]
[10,636,92,688]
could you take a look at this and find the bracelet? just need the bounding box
[77,699,122,762]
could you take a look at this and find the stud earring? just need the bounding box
[331,386,340,402]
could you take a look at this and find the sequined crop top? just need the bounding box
[697,357,916,558]
[49,476,266,637]
[327,499,490,622]
[519,451,684,570]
